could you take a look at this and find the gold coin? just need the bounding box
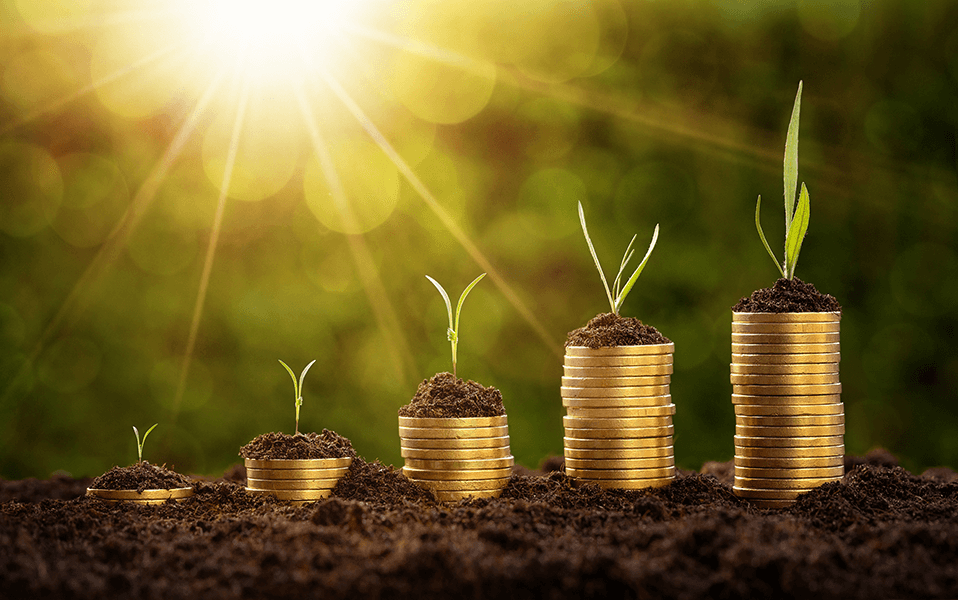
[735,424,845,438]
[734,443,844,457]
[402,466,513,480]
[732,332,840,345]
[733,487,806,500]
[731,322,841,334]
[585,477,674,490]
[730,362,838,375]
[86,487,193,501]
[244,457,353,470]
[563,425,674,439]
[407,477,511,491]
[402,457,515,470]
[565,343,674,357]
[399,435,510,449]
[564,435,673,450]
[729,373,840,385]
[564,354,673,367]
[735,414,844,427]
[733,476,840,490]
[566,404,676,418]
[398,425,509,439]
[245,488,332,501]
[398,416,507,428]
[563,456,675,469]
[732,342,840,355]
[400,447,512,460]
[732,312,841,323]
[734,455,844,469]
[733,403,844,416]
[734,435,844,448]
[732,383,842,396]
[561,385,671,398]
[732,352,841,365]
[561,375,671,388]
[563,364,674,378]
[566,466,676,480]
[246,467,350,480]
[562,395,673,408]
[433,489,503,502]
[732,393,842,405]
[733,466,844,479]
[564,445,675,460]
[563,415,673,429]
[245,478,339,490]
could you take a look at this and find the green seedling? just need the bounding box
[426,273,486,379]
[132,423,158,464]
[755,81,810,280]
[578,201,659,316]
[279,359,316,435]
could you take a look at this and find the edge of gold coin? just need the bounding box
[401,466,513,480]
[731,394,842,406]
[733,435,844,448]
[566,466,676,480]
[732,487,808,500]
[246,467,350,481]
[245,478,340,490]
[733,443,844,458]
[583,477,674,490]
[398,425,509,439]
[732,312,841,323]
[731,342,841,354]
[563,415,673,429]
[565,343,674,357]
[734,455,845,468]
[730,362,838,375]
[400,447,512,460]
[244,457,352,470]
[402,457,515,470]
[735,414,844,427]
[563,457,675,469]
[564,436,673,450]
[732,352,841,365]
[564,445,674,460]
[735,424,845,437]
[561,375,671,388]
[564,354,673,367]
[566,404,676,418]
[563,365,674,377]
[733,476,841,489]
[731,322,840,333]
[86,488,193,501]
[731,332,840,345]
[732,383,842,396]
[406,477,511,491]
[245,488,332,501]
[563,425,674,439]
[398,416,507,428]
[399,435,511,449]
[561,385,671,398]
[733,466,844,479]
[562,395,673,409]
[729,373,840,385]
[733,403,844,416]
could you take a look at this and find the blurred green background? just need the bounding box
[1,0,956,479]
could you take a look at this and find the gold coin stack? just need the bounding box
[561,343,676,489]
[86,487,194,504]
[245,457,352,505]
[731,312,844,508]
[399,415,514,503]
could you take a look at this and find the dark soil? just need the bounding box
[566,312,671,347]
[238,430,356,460]
[2,450,956,599]
[88,461,192,492]
[398,372,506,418]
[733,277,842,313]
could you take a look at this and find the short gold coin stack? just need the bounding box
[86,487,194,504]
[731,312,844,508]
[245,457,353,505]
[399,415,514,502]
[561,343,676,489]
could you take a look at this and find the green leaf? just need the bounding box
[279,359,299,398]
[133,423,158,462]
[785,183,810,279]
[454,273,486,334]
[425,275,454,333]
[784,80,802,230]
[613,224,659,314]
[298,359,316,399]
[755,195,785,278]
[613,235,637,300]
[578,201,615,313]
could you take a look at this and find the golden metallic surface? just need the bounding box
[563,425,674,439]
[732,342,841,355]
[561,385,671,398]
[561,375,671,388]
[398,425,509,439]
[729,373,840,385]
[733,466,844,479]
[732,487,808,500]
[245,488,332,501]
[563,415,673,429]
[433,489,502,502]
[732,383,842,396]
[243,457,352,470]
[564,445,674,460]
[566,466,676,480]
[406,477,511,491]
[733,403,844,416]
[563,456,675,469]
[732,312,841,323]
[566,404,676,418]
[562,395,673,409]
[731,393,842,406]
[86,488,193,502]
[734,435,844,448]
[730,362,838,375]
[735,414,844,427]
[734,455,845,469]
[733,476,841,489]
[731,332,840,345]
[733,443,845,457]
[402,457,515,470]
[731,321,841,333]
[564,435,673,450]
[398,416,508,428]
[586,477,674,490]
[732,352,840,365]
[735,424,846,438]
[246,467,350,480]
[245,478,340,490]
[401,466,513,480]
[564,354,673,367]
[564,343,674,357]
[400,447,512,460]
[399,435,510,449]
[563,364,674,378]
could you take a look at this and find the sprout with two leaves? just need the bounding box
[279,359,316,435]
[426,273,486,379]
[132,423,158,464]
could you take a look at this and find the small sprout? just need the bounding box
[425,273,486,379]
[132,423,158,464]
[279,359,316,435]
[578,201,659,315]
[755,81,810,280]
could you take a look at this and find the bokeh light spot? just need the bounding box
[890,243,958,317]
[127,209,198,276]
[48,153,130,248]
[0,141,62,238]
[515,0,601,83]
[798,0,860,41]
[150,358,212,412]
[581,0,629,77]
[1,48,80,111]
[303,242,360,294]
[37,336,102,394]
[517,98,580,161]
[14,0,91,34]
[390,51,496,124]
[518,168,586,239]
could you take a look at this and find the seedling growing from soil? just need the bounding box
[578,201,659,316]
[279,359,316,435]
[755,81,810,280]
[425,273,486,379]
[132,423,158,464]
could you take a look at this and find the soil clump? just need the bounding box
[239,429,356,460]
[733,276,842,313]
[566,312,670,347]
[398,372,505,418]
[88,461,192,492]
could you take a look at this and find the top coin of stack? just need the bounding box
[731,312,844,508]
[562,343,676,489]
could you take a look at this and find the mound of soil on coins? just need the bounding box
[239,429,356,460]
[733,277,842,313]
[88,461,192,492]
[398,372,505,418]
[566,312,670,347]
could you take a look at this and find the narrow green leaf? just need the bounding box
[454,273,486,334]
[278,359,299,398]
[613,235,637,300]
[784,81,802,230]
[614,224,659,314]
[755,195,785,278]
[785,183,810,279]
[578,201,615,313]
[298,359,316,399]
[425,275,454,333]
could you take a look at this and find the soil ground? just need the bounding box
[2,450,956,599]
[566,312,670,347]
[733,277,842,313]
[399,372,506,418]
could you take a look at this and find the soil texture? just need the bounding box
[398,372,505,418]
[566,312,670,347]
[3,450,956,599]
[239,429,356,460]
[733,277,842,313]
[88,461,192,492]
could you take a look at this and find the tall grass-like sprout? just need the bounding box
[132,423,158,463]
[425,273,486,378]
[279,359,316,435]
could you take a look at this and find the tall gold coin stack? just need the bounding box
[245,457,353,505]
[561,343,676,489]
[399,415,514,503]
[731,312,844,508]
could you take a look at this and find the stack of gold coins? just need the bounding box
[561,343,676,489]
[245,457,353,505]
[399,415,514,503]
[731,312,844,508]
[86,487,193,504]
